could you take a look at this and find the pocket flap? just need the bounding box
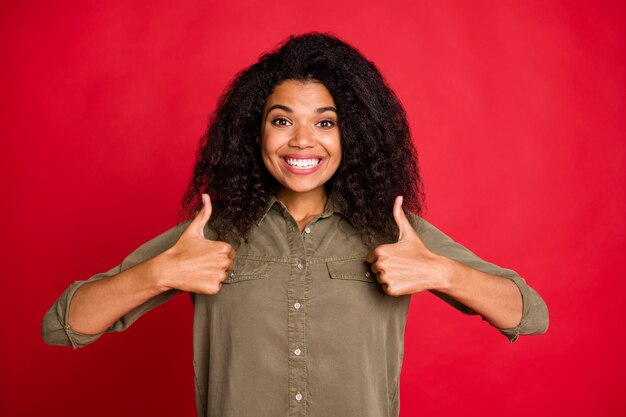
[224,258,268,283]
[326,258,376,283]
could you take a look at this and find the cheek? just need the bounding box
[330,141,341,158]
[260,147,274,170]
[260,128,284,154]
[259,134,274,160]
[260,141,282,175]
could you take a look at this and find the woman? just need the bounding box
[42,33,548,417]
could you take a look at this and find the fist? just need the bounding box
[154,194,236,295]
[366,196,449,297]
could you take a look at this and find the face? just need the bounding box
[260,80,342,197]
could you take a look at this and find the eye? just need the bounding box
[271,117,292,126]
[317,119,335,129]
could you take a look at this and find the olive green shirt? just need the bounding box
[42,196,548,417]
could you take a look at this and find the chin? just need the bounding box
[278,180,327,195]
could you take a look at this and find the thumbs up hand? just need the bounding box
[152,194,236,295]
[366,196,451,297]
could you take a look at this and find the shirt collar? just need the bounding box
[256,191,348,226]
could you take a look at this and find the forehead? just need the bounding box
[264,80,336,109]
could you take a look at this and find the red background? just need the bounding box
[2,1,624,416]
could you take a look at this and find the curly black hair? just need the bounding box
[182,32,425,247]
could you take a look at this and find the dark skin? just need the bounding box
[68,80,522,335]
[68,194,235,334]
[366,196,523,329]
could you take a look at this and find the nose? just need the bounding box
[288,124,316,149]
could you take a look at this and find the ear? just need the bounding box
[256,136,261,145]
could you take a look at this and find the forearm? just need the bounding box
[435,256,523,330]
[68,257,166,335]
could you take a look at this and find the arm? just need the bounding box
[433,258,522,329]
[42,194,236,347]
[67,257,176,336]
[41,229,183,348]
[367,196,548,342]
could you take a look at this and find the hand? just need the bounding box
[366,196,450,296]
[153,193,236,295]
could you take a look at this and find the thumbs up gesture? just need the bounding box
[153,194,236,295]
[366,196,449,296]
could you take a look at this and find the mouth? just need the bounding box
[283,157,322,169]
[279,155,325,174]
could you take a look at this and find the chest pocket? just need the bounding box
[223,257,268,284]
[326,258,377,283]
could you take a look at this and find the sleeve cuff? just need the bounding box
[57,278,111,349]
[63,323,107,349]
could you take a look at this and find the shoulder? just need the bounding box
[405,212,456,250]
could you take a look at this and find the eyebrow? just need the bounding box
[265,104,337,115]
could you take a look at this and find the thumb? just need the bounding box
[188,193,213,238]
[393,196,417,242]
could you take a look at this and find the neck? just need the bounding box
[276,187,328,223]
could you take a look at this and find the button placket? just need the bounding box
[286,219,307,416]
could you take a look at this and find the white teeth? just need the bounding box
[285,158,321,169]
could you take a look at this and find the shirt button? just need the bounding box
[296,263,304,270]
[304,227,311,234]
[295,392,303,401]
[294,302,301,310]
[294,348,302,356]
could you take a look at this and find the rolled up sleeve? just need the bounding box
[411,215,549,342]
[42,270,114,348]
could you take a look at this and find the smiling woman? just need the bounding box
[260,80,342,228]
[180,33,426,247]
[42,32,548,417]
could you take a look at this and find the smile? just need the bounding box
[280,155,326,175]
[284,157,322,169]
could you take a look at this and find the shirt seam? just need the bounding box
[235,254,366,264]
